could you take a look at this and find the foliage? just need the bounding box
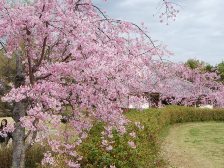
[0,0,176,166]
[0,106,224,167]
[0,0,223,167]
[0,144,47,168]
[204,64,213,72]
[0,52,16,82]
[78,122,157,168]
[77,106,224,168]
[185,59,213,73]
[185,59,202,70]
[0,52,15,117]
[217,61,224,81]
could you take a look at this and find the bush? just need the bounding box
[79,106,224,168]
[0,106,224,168]
[78,123,144,168]
[0,144,47,168]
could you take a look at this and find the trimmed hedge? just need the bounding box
[0,106,224,168]
[79,106,224,168]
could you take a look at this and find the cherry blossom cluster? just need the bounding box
[0,0,223,167]
[0,0,170,166]
[159,0,180,24]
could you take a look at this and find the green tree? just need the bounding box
[204,64,213,72]
[185,59,201,69]
[185,59,213,73]
[217,61,224,81]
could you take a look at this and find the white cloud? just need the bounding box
[118,0,156,7]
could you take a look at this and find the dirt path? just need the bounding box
[161,122,224,168]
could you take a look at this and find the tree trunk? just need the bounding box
[11,52,26,168]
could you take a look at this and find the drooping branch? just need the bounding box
[39,4,45,19]
[33,36,48,72]
[25,27,35,85]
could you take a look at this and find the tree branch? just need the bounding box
[33,36,47,72]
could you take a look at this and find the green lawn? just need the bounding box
[161,122,224,168]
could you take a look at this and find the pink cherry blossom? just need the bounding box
[128,141,136,149]
[0,0,223,167]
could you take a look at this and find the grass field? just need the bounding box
[161,122,224,168]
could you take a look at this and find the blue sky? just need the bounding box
[93,0,224,65]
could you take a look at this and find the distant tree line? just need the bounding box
[185,58,224,82]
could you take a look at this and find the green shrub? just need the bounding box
[0,144,47,168]
[78,123,141,168]
[0,106,224,168]
[79,106,224,168]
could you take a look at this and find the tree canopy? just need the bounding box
[0,0,223,167]
[218,61,224,81]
